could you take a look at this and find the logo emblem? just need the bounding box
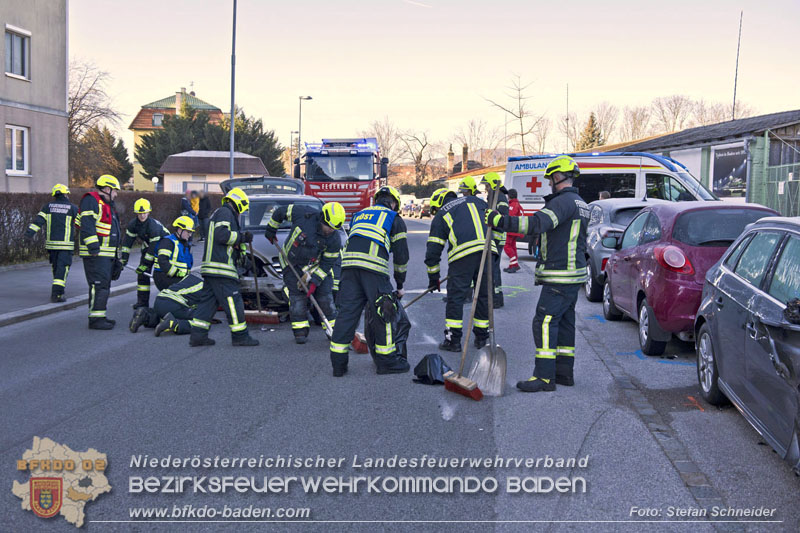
[526,176,543,193]
[30,478,62,519]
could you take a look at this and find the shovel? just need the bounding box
[245,243,280,324]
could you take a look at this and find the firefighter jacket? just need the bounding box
[497,186,589,285]
[157,274,205,309]
[486,188,509,248]
[77,191,120,258]
[342,202,409,288]
[425,195,496,274]
[155,234,193,278]
[265,204,341,287]
[120,217,169,266]
[25,195,78,251]
[200,203,244,280]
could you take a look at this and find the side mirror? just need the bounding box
[602,236,618,249]
[293,161,301,180]
[379,157,389,179]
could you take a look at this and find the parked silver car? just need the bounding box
[584,198,664,301]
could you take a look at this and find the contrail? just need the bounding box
[403,0,432,8]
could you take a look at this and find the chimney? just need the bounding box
[176,87,186,115]
[447,144,454,177]
[462,144,469,172]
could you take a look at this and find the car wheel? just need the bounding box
[696,323,726,405]
[584,263,603,302]
[638,298,667,355]
[602,279,623,321]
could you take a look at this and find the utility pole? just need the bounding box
[565,83,570,152]
[229,0,237,179]
[732,10,743,121]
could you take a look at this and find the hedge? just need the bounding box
[0,190,221,266]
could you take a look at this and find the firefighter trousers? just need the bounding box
[329,269,407,373]
[135,251,152,307]
[532,284,580,381]
[189,276,250,342]
[492,250,503,300]
[83,256,112,322]
[284,267,336,335]
[48,249,73,296]
[445,253,489,341]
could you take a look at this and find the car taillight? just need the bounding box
[654,245,694,275]
[601,257,608,272]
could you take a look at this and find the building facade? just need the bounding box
[1,0,68,193]
[158,151,267,194]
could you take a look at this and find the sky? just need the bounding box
[69,0,800,158]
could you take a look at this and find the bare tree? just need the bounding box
[484,75,544,155]
[651,95,693,133]
[691,99,754,126]
[68,60,121,143]
[453,119,503,166]
[399,131,434,187]
[619,106,652,142]
[593,102,618,145]
[558,112,580,152]
[531,117,551,154]
[362,116,401,164]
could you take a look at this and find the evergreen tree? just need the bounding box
[111,136,133,183]
[70,125,123,187]
[576,113,604,150]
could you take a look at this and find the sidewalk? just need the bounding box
[0,246,205,327]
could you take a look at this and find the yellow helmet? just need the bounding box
[430,187,456,213]
[51,183,70,196]
[224,186,250,213]
[482,171,502,191]
[96,174,121,190]
[459,175,478,195]
[374,185,401,212]
[134,198,151,213]
[173,216,195,232]
[322,202,346,230]
[544,155,580,182]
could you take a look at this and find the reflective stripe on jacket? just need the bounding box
[26,196,78,250]
[201,203,241,279]
[77,192,120,257]
[342,203,408,285]
[425,195,496,274]
[155,234,193,277]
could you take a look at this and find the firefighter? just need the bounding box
[459,175,478,197]
[153,216,195,291]
[129,274,211,336]
[119,198,170,308]
[78,174,122,330]
[188,187,259,347]
[482,171,508,308]
[24,184,79,302]
[486,155,590,392]
[264,201,345,344]
[425,186,492,352]
[329,186,409,377]
[503,188,523,273]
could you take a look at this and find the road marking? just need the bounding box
[616,350,646,360]
[586,314,606,323]
[499,285,530,298]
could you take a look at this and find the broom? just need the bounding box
[245,243,280,324]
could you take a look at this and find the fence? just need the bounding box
[0,190,221,266]
[763,163,800,217]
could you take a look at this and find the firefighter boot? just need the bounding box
[438,329,462,352]
[516,377,556,393]
[375,355,411,375]
[89,318,116,330]
[232,333,260,346]
[129,308,148,333]
[155,313,177,337]
[293,327,310,345]
[189,332,216,346]
[494,291,504,309]
[473,331,489,349]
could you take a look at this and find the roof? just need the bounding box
[158,151,268,175]
[574,133,673,154]
[750,216,800,230]
[622,109,800,152]
[128,107,224,131]
[143,93,220,111]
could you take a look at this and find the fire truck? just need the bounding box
[293,138,388,222]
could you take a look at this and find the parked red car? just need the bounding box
[602,201,778,355]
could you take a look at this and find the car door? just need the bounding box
[610,211,648,314]
[745,233,800,455]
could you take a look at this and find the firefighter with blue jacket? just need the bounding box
[153,216,195,291]
[120,198,170,309]
[329,186,410,377]
[425,186,493,352]
[265,201,345,344]
[25,184,79,303]
[486,155,590,392]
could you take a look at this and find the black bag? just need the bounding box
[413,353,453,385]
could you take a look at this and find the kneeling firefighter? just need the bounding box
[120,198,170,308]
[486,155,590,392]
[265,201,345,344]
[329,186,410,377]
[153,216,194,290]
[129,274,212,336]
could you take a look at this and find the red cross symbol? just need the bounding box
[526,176,542,193]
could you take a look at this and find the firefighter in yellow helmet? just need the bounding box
[483,171,509,308]
[264,200,344,344]
[189,187,259,347]
[120,198,170,309]
[459,175,478,197]
[486,155,589,392]
[152,215,195,290]
[24,184,79,302]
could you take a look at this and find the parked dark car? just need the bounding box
[220,176,305,195]
[584,198,665,301]
[694,217,800,475]
[602,202,778,354]
[418,198,432,218]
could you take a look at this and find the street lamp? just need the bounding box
[298,96,312,157]
[289,130,299,172]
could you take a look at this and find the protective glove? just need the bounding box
[24,230,35,240]
[266,234,277,245]
[242,231,254,243]
[111,259,124,281]
[120,257,128,267]
[485,209,503,228]
[394,289,404,300]
[428,272,441,292]
[135,264,148,275]
[176,268,188,278]
[307,283,317,296]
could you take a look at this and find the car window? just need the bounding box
[640,213,662,245]
[768,236,800,305]
[241,199,322,230]
[611,207,644,226]
[576,173,636,202]
[646,173,695,202]
[673,208,775,247]
[619,211,648,249]
[724,233,753,269]
[733,232,782,289]
[589,206,603,226]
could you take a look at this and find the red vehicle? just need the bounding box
[602,202,778,355]
[293,138,388,223]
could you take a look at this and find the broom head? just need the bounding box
[244,310,280,324]
[444,371,483,401]
[351,331,370,354]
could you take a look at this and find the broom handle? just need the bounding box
[249,243,262,312]
[402,276,449,309]
[457,191,500,376]
[275,244,333,337]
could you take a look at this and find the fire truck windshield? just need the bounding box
[306,155,373,181]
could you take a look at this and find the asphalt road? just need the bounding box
[1,216,798,532]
